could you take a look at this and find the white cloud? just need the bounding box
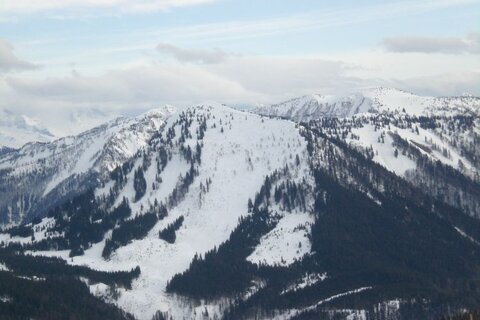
[394,71,480,96]
[1,0,475,32]
[1,52,478,129]
[0,40,37,73]
[128,0,480,45]
[3,63,254,108]
[327,49,480,80]
[382,32,480,54]
[1,56,365,114]
[0,0,215,14]
[207,56,366,98]
[156,43,228,64]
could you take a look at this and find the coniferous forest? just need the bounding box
[0,100,479,320]
[2,2,480,318]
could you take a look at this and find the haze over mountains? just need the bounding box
[0,107,119,149]
[0,109,56,149]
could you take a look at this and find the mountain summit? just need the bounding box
[254,87,480,121]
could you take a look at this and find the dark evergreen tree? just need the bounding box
[159,216,184,244]
[133,167,147,202]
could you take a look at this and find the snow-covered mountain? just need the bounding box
[252,88,480,219]
[254,92,372,121]
[0,109,56,149]
[0,106,174,225]
[1,103,312,318]
[0,107,123,149]
[254,87,480,121]
[45,107,121,138]
[0,90,479,320]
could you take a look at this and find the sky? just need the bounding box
[0,0,479,125]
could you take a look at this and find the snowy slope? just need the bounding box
[0,106,174,225]
[345,119,477,178]
[363,87,480,116]
[0,108,171,180]
[254,93,373,122]
[24,103,313,319]
[254,88,480,121]
[254,88,480,217]
[307,112,480,218]
[0,109,56,148]
[247,210,314,266]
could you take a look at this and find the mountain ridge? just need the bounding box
[0,89,478,319]
[0,106,175,226]
[254,87,480,121]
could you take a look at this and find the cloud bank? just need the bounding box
[382,33,480,54]
[0,40,37,73]
[0,0,215,14]
[3,52,479,114]
[157,43,228,64]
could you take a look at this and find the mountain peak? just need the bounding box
[0,109,56,148]
[139,105,177,118]
[253,88,480,121]
[254,92,373,121]
[364,86,413,94]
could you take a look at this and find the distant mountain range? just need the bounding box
[0,107,120,149]
[0,110,56,149]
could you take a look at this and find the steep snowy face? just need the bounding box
[94,106,175,172]
[10,103,311,319]
[308,113,480,218]
[93,104,310,319]
[363,87,480,116]
[110,105,310,319]
[253,93,373,122]
[0,110,56,148]
[253,89,480,217]
[0,106,174,225]
[254,88,480,121]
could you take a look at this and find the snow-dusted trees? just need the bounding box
[102,212,158,259]
[133,167,147,202]
[159,216,184,244]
